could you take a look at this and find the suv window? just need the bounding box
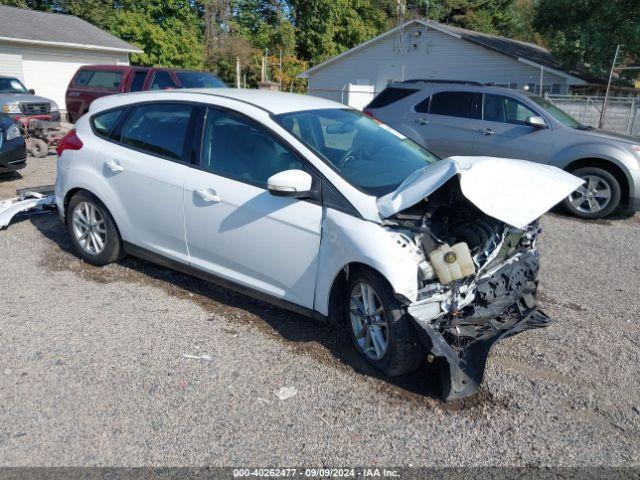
[367,88,418,109]
[74,70,123,89]
[120,103,193,160]
[201,108,305,187]
[92,108,125,138]
[483,94,537,125]
[129,71,147,92]
[150,71,177,90]
[429,91,475,118]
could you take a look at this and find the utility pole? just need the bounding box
[279,50,283,90]
[600,44,622,129]
[539,66,544,96]
[235,57,241,88]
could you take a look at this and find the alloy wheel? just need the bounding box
[72,201,107,256]
[569,175,612,214]
[349,281,389,360]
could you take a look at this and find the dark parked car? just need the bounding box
[65,65,226,123]
[0,114,27,174]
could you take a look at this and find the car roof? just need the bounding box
[97,88,347,115]
[387,80,533,99]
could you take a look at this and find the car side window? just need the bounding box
[429,91,475,118]
[414,95,430,113]
[201,107,306,187]
[74,70,122,89]
[129,71,147,92]
[120,103,193,160]
[92,108,125,139]
[483,94,537,125]
[150,71,177,91]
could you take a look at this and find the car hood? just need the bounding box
[0,93,56,105]
[377,156,584,229]
[576,127,639,145]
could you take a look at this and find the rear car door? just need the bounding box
[183,107,322,308]
[403,91,480,157]
[94,102,196,263]
[472,93,553,162]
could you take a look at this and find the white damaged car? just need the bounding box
[54,89,582,400]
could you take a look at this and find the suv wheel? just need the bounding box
[346,269,424,376]
[563,167,621,219]
[67,191,122,266]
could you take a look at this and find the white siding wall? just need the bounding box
[0,41,129,110]
[0,45,24,80]
[308,25,575,102]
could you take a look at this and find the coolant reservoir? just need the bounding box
[428,243,476,284]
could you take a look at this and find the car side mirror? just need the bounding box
[526,115,547,129]
[29,89,35,94]
[267,169,313,198]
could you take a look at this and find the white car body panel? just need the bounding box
[377,156,584,229]
[184,168,322,308]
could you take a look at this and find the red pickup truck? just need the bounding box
[65,65,226,123]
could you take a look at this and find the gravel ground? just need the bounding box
[1,155,639,467]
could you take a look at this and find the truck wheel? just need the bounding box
[29,138,49,158]
[346,268,424,376]
[67,191,123,266]
[563,167,621,219]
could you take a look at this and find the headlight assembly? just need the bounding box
[2,103,21,114]
[6,123,21,141]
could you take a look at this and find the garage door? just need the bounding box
[22,52,117,110]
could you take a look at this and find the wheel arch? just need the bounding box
[564,158,630,208]
[63,188,124,239]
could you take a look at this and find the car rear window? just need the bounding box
[367,87,418,109]
[92,108,126,139]
[74,70,123,89]
[176,72,226,88]
[429,91,475,118]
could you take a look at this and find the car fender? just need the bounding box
[552,142,639,173]
[314,208,421,316]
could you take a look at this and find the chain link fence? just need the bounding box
[546,95,640,137]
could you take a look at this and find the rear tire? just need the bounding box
[28,138,49,158]
[67,191,122,266]
[563,167,621,219]
[346,268,424,376]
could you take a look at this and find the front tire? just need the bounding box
[346,269,424,376]
[67,191,122,266]
[563,167,621,219]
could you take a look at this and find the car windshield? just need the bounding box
[176,72,226,88]
[528,95,586,129]
[0,77,28,94]
[274,109,439,196]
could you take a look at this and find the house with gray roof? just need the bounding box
[299,19,588,109]
[0,5,142,109]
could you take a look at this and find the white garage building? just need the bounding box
[0,5,141,111]
[300,19,588,110]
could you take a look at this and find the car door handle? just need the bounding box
[194,188,222,203]
[105,160,124,172]
[479,128,495,136]
[414,118,430,125]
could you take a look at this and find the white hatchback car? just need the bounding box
[55,89,581,401]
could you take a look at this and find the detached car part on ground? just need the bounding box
[53,90,582,401]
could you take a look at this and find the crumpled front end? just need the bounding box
[383,177,553,401]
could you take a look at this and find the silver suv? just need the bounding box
[365,80,640,219]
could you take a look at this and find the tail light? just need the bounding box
[56,129,83,156]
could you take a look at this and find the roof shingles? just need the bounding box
[0,5,141,53]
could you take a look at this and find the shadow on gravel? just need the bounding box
[0,171,23,183]
[30,214,467,407]
[547,205,637,224]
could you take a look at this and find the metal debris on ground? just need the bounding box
[0,185,56,229]
[275,386,297,401]
[181,354,212,361]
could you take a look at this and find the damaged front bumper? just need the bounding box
[407,249,551,401]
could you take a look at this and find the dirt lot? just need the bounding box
[1,154,639,466]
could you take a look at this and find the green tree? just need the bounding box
[232,0,296,54]
[535,0,640,81]
[290,0,394,62]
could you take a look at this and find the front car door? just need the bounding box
[95,102,195,263]
[403,90,480,157]
[472,93,553,162]
[183,107,322,308]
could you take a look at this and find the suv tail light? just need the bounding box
[363,109,382,124]
[56,129,83,156]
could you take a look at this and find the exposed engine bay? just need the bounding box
[383,178,551,401]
